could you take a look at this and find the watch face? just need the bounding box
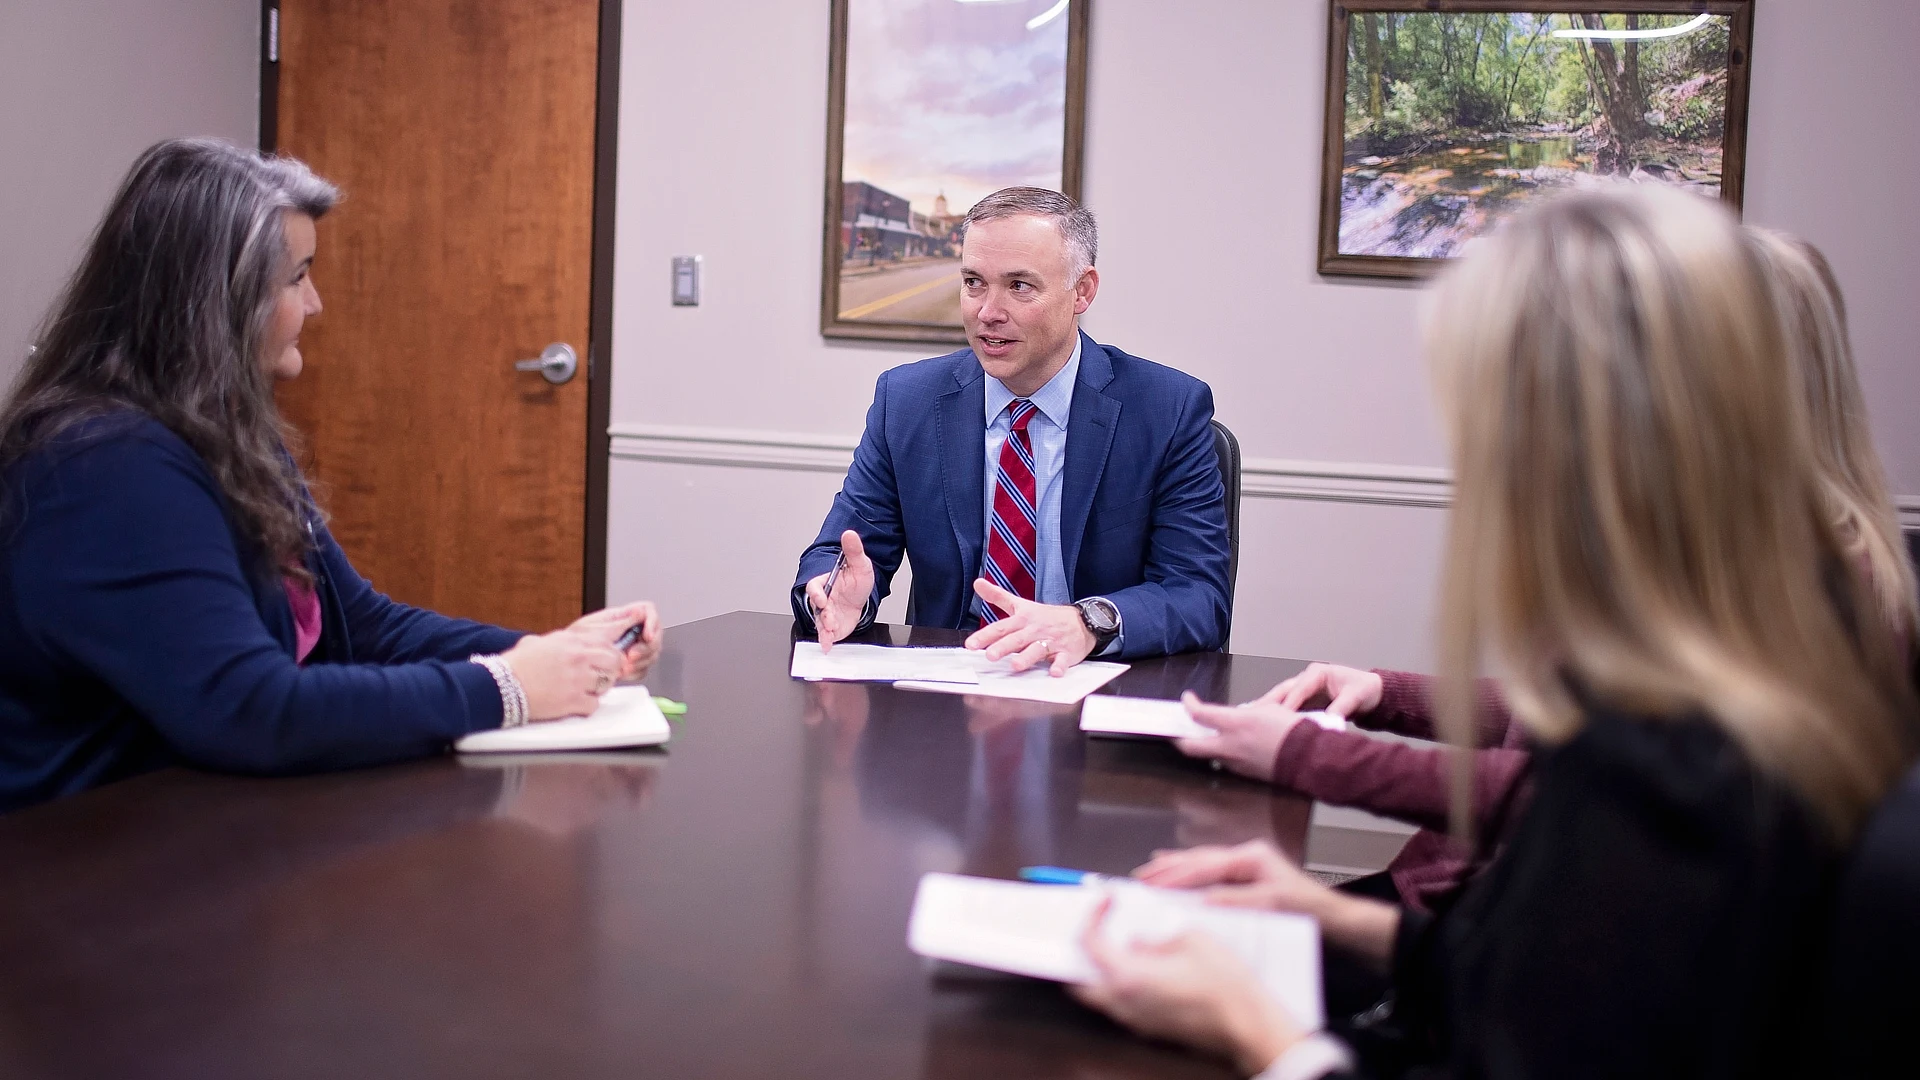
[1080,599,1119,633]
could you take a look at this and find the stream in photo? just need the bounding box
[1338,134,1723,259]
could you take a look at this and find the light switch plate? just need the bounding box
[672,255,701,306]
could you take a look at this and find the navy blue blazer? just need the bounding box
[0,413,522,812]
[791,334,1232,658]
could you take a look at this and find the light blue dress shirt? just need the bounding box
[976,338,1122,654]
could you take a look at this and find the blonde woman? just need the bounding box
[1164,232,1919,947]
[1069,187,1919,1079]
[1747,228,1917,647]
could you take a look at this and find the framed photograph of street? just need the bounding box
[1318,1,1754,279]
[820,0,1090,344]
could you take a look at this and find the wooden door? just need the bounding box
[273,0,600,632]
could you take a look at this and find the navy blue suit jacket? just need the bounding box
[791,334,1231,658]
[0,413,522,812]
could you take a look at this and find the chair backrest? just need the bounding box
[1210,418,1242,610]
[1813,758,1920,1076]
[1906,530,1919,600]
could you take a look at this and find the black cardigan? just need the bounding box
[1345,706,1839,1080]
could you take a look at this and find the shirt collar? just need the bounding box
[984,334,1081,428]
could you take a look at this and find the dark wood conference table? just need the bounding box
[0,611,1336,1079]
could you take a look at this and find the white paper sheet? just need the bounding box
[454,685,672,753]
[789,642,982,684]
[894,659,1128,705]
[1080,695,1350,739]
[907,872,1324,1030]
[1080,694,1215,738]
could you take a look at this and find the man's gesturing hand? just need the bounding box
[804,530,875,652]
[963,578,1095,677]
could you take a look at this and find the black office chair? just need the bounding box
[1210,419,1243,610]
[1812,758,1920,1076]
[903,421,1244,628]
[1906,529,1919,602]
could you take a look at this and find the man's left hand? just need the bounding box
[964,579,1096,676]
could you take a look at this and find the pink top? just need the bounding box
[283,575,322,664]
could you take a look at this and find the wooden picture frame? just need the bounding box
[820,0,1090,345]
[1318,1,1754,279]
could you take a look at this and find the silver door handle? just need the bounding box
[514,342,578,385]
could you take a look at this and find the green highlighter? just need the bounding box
[653,696,688,718]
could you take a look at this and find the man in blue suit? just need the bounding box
[792,187,1230,672]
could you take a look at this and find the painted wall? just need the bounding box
[0,1,260,392]
[606,0,1920,672]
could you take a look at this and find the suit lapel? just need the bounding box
[1061,333,1119,588]
[938,361,987,595]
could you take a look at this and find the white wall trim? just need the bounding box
[609,422,1455,508]
[1241,460,1451,508]
[608,423,856,473]
[609,424,1920,520]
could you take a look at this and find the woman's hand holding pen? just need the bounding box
[499,601,665,722]
[501,632,626,721]
[566,600,663,679]
[805,530,875,651]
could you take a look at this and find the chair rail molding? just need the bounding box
[608,422,1453,508]
[611,424,1920,520]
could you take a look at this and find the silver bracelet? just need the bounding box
[470,654,529,728]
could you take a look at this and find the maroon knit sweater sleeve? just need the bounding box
[1356,669,1516,747]
[1269,722,1530,834]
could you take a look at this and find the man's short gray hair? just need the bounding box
[960,187,1097,282]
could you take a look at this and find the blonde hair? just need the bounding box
[1427,186,1916,839]
[1747,229,1918,645]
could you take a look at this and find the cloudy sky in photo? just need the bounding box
[843,0,1069,218]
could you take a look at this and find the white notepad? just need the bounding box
[454,685,672,753]
[907,872,1324,1030]
[1079,695,1350,739]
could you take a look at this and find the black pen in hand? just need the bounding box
[814,549,849,625]
[614,612,651,652]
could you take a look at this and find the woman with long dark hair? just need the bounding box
[0,138,661,812]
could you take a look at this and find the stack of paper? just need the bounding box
[790,642,982,684]
[790,642,1129,705]
[895,660,1127,704]
[907,872,1324,1030]
[454,685,672,753]
[1080,695,1349,739]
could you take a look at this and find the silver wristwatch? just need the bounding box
[1074,596,1121,653]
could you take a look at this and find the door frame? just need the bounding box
[258,0,620,614]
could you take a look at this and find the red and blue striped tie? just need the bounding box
[982,399,1039,622]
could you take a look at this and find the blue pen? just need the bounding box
[1018,865,1128,886]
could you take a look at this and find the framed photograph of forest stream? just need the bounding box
[1318,2,1754,278]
